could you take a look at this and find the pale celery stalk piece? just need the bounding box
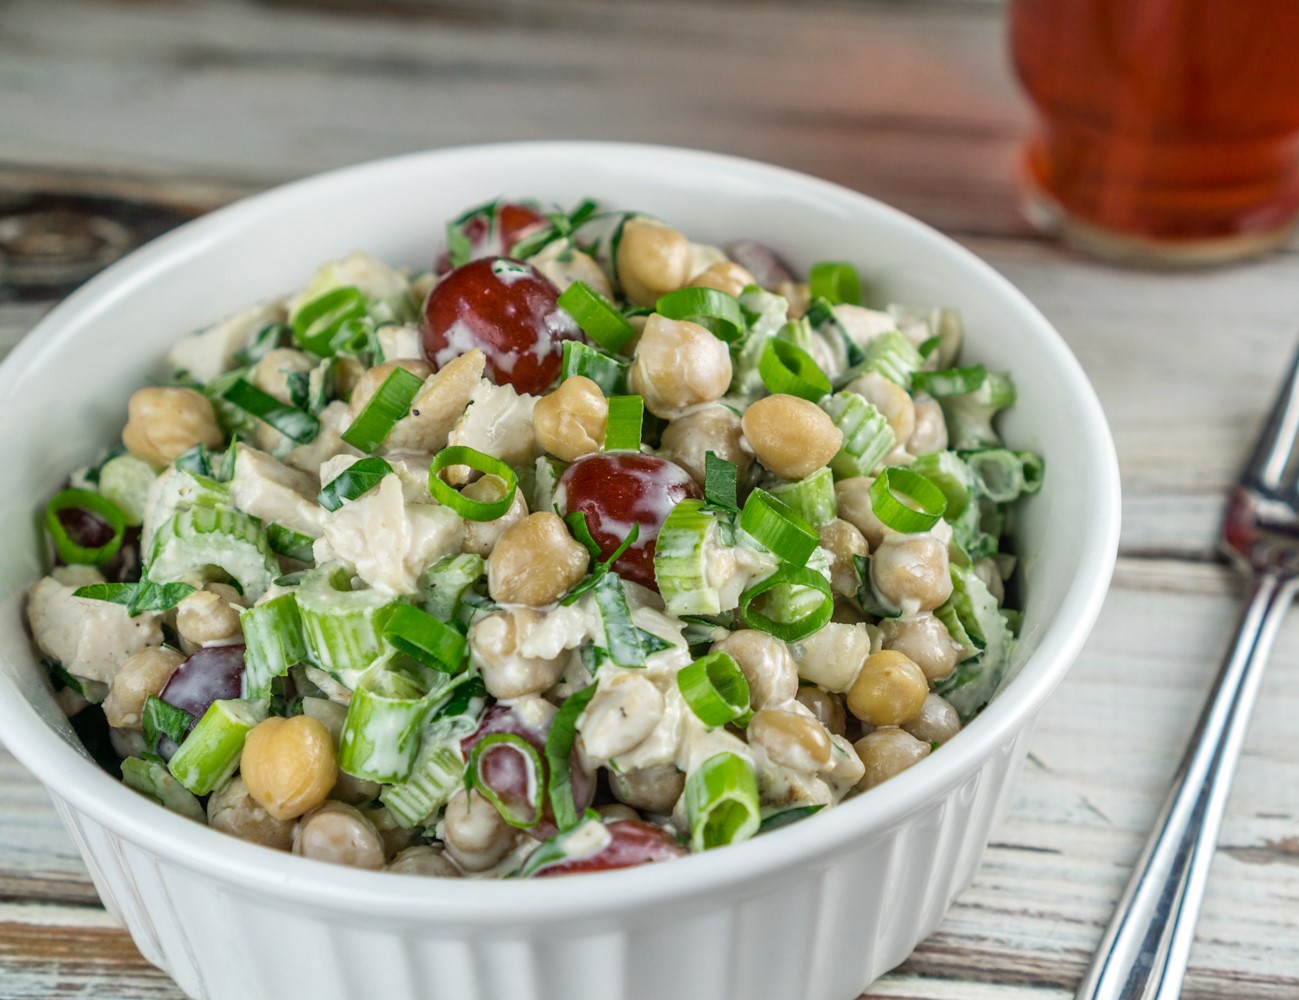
[167,698,265,796]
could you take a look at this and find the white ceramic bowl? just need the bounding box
[0,143,1119,1000]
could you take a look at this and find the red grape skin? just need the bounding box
[436,201,548,273]
[421,257,581,396]
[530,819,688,877]
[557,453,701,590]
[159,644,246,726]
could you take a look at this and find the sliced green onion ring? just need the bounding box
[655,287,746,343]
[759,338,831,402]
[869,467,947,533]
[468,732,546,829]
[545,684,597,832]
[427,446,518,521]
[558,281,635,352]
[739,488,819,567]
[739,563,833,643]
[382,604,467,674]
[685,751,761,852]
[341,366,425,452]
[45,489,126,566]
[317,456,393,512]
[603,395,644,452]
[808,261,863,306]
[677,651,751,728]
[293,286,369,357]
[221,378,321,443]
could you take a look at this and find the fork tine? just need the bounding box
[1243,338,1299,494]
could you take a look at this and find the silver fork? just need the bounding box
[1075,343,1299,1000]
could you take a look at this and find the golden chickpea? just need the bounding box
[294,801,385,870]
[533,376,607,462]
[487,512,589,607]
[207,775,296,851]
[903,693,962,745]
[629,314,732,419]
[176,590,242,653]
[817,519,869,598]
[470,609,567,699]
[121,387,223,468]
[347,359,433,423]
[747,708,833,772]
[658,405,751,486]
[741,394,843,480]
[610,766,685,815]
[711,630,799,709]
[386,845,461,877]
[616,217,692,306]
[241,715,338,821]
[846,650,929,727]
[871,535,953,614]
[442,786,518,872]
[795,686,847,738]
[103,646,185,729]
[834,477,890,549]
[775,282,811,320]
[854,728,931,791]
[909,393,948,454]
[461,476,529,558]
[878,614,961,682]
[846,371,915,445]
[688,260,757,298]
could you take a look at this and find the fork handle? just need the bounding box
[1075,571,1296,1000]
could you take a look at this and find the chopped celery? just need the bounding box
[167,699,264,795]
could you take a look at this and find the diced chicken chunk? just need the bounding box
[27,571,162,685]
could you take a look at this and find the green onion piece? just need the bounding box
[341,366,425,452]
[427,446,518,521]
[564,510,603,560]
[758,338,832,403]
[45,489,126,566]
[654,499,723,616]
[266,522,316,562]
[655,287,746,343]
[594,572,648,668]
[383,604,467,674]
[422,553,486,621]
[739,488,819,567]
[912,364,987,398]
[142,695,194,756]
[121,756,206,823]
[295,564,399,684]
[685,751,761,851]
[545,684,598,832]
[768,468,837,527]
[962,448,1045,503]
[468,732,546,829]
[821,390,896,479]
[73,580,197,617]
[317,456,394,512]
[917,335,942,360]
[240,594,306,701]
[603,395,644,452]
[757,803,824,835]
[97,453,156,527]
[292,286,370,357]
[703,451,740,513]
[869,467,947,533]
[337,666,436,783]
[172,445,215,478]
[561,341,628,395]
[808,261,863,306]
[677,651,751,728]
[220,379,320,443]
[518,814,606,878]
[739,563,833,642]
[46,661,108,704]
[558,281,635,352]
[146,506,278,604]
[232,321,292,367]
[561,519,638,605]
[167,699,264,795]
[909,450,974,520]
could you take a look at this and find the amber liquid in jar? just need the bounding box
[1011,0,1299,263]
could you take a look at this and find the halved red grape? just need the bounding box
[530,819,688,877]
[436,201,548,273]
[159,644,246,725]
[557,453,701,590]
[723,240,798,288]
[422,257,581,396]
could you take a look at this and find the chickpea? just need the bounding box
[386,845,461,877]
[533,376,607,462]
[296,698,381,804]
[578,673,664,760]
[121,387,223,468]
[530,240,614,300]
[347,359,433,423]
[616,217,692,306]
[176,590,242,653]
[903,693,962,745]
[294,801,385,870]
[241,715,338,821]
[658,405,751,486]
[252,348,314,402]
[595,803,641,823]
[871,535,953,614]
[878,614,961,683]
[795,686,847,738]
[817,519,869,598]
[300,696,347,744]
[610,766,685,815]
[748,708,832,772]
[835,477,890,549]
[788,621,875,693]
[854,728,931,791]
[741,394,843,480]
[688,260,757,298]
[103,646,185,729]
[364,803,417,858]
[207,775,296,851]
[846,371,915,446]
[485,512,588,607]
[974,556,1006,605]
[461,475,529,557]
[775,282,811,319]
[470,609,566,700]
[441,786,517,872]
[908,393,948,454]
[205,582,246,610]
[847,650,930,727]
[629,315,732,419]
[711,630,799,710]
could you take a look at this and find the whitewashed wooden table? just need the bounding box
[2,1,1298,997]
